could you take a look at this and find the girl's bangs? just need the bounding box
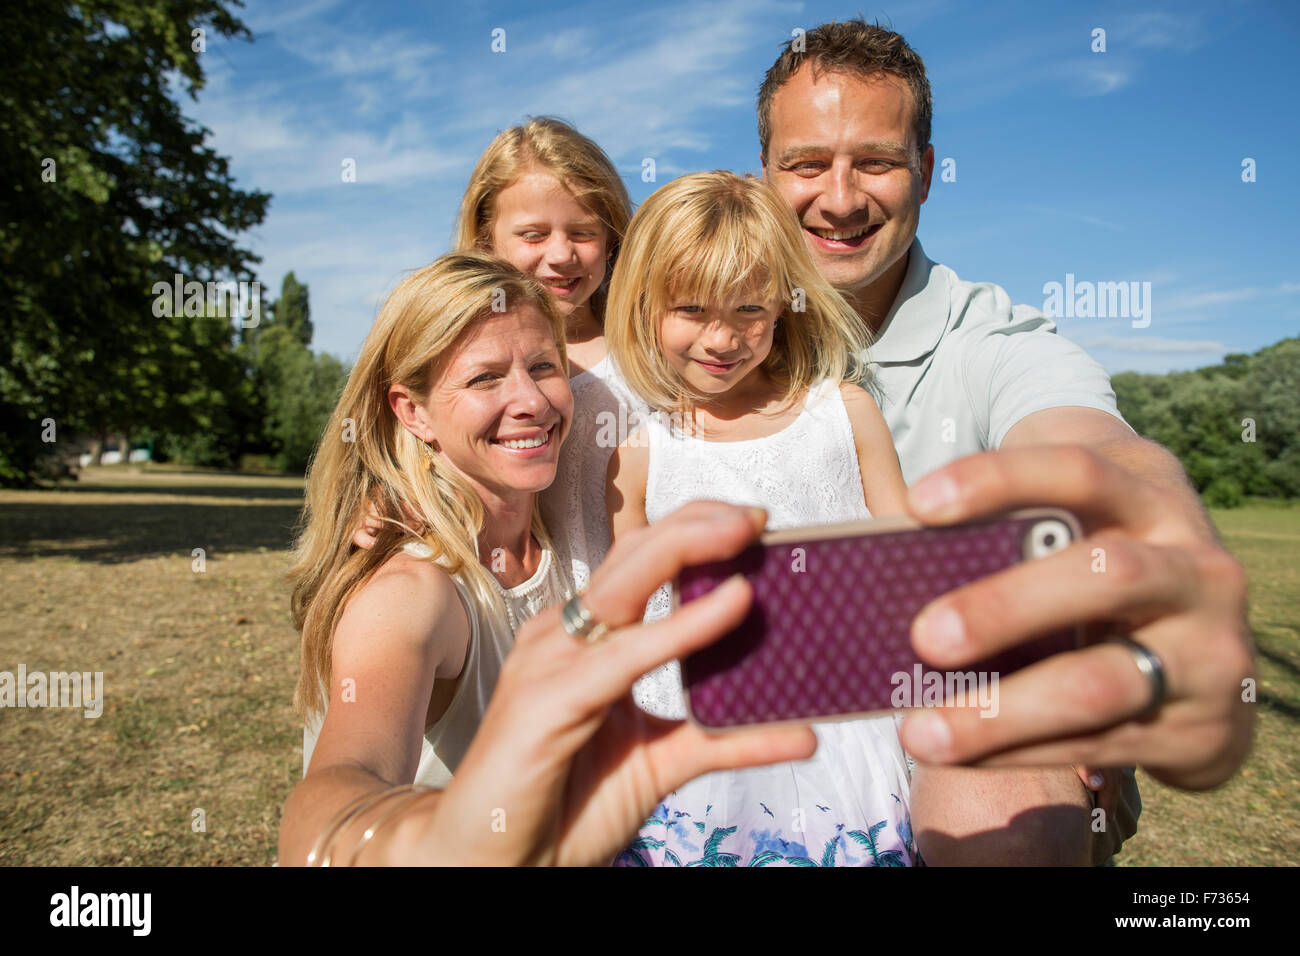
[660,228,779,308]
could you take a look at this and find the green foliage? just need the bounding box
[1203,477,1244,509]
[1113,337,1300,507]
[0,0,269,484]
[264,272,313,347]
[251,317,348,473]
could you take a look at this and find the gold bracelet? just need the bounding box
[309,785,414,867]
[343,786,437,867]
[319,785,426,867]
[306,788,393,866]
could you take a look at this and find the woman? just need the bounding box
[288,251,572,807]
[358,117,642,596]
[279,499,817,866]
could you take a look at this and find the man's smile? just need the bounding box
[805,223,882,251]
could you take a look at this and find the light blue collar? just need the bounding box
[869,238,951,364]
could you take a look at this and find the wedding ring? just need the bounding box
[1107,635,1167,720]
[561,591,611,644]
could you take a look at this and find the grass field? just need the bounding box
[0,466,1296,866]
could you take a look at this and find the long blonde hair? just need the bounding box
[605,171,872,415]
[453,117,632,322]
[288,252,567,722]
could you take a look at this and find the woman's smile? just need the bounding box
[490,422,558,455]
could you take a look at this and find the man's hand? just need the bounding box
[898,444,1254,791]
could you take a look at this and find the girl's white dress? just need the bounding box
[541,354,650,597]
[618,379,915,867]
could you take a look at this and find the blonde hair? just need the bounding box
[605,171,871,415]
[454,117,633,323]
[288,251,567,722]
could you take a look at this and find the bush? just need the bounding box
[1203,477,1243,509]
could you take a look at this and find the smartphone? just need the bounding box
[675,508,1084,730]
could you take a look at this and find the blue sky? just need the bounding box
[189,0,1300,374]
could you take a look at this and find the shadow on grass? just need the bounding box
[1260,691,1300,723]
[1257,643,1300,682]
[46,481,306,501]
[0,500,303,562]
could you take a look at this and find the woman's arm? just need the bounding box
[840,383,908,517]
[277,556,470,866]
[606,427,650,542]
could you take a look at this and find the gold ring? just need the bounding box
[561,591,611,644]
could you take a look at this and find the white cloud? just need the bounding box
[1072,64,1132,96]
[1118,12,1209,53]
[1162,282,1300,314]
[1023,204,1126,232]
[1076,335,1229,355]
[439,0,797,160]
[542,28,596,59]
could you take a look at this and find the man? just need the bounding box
[758,20,1253,864]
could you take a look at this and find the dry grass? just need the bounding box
[0,467,1295,865]
[0,466,303,865]
[1114,501,1300,866]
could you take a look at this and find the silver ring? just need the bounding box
[1107,635,1166,720]
[561,591,610,644]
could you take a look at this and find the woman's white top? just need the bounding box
[301,540,568,787]
[619,378,915,867]
[541,353,650,596]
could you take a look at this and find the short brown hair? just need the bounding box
[757,18,932,164]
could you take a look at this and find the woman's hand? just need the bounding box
[401,500,817,866]
[352,496,426,549]
[898,445,1254,792]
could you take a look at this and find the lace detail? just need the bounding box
[491,547,566,634]
[617,378,914,867]
[633,379,871,718]
[540,355,651,598]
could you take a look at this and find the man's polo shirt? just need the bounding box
[859,238,1141,863]
[864,238,1131,486]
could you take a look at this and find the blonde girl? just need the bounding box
[604,170,914,867]
[453,117,647,596]
[286,251,572,832]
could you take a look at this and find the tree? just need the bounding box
[0,0,269,483]
[1115,337,1300,505]
[251,274,348,472]
[267,271,313,347]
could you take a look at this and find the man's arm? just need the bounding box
[910,764,1092,866]
[1002,405,1216,541]
[907,408,1144,864]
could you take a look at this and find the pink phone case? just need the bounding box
[675,508,1084,730]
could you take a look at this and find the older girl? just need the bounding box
[452,118,645,597]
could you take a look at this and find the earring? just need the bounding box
[419,440,436,470]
